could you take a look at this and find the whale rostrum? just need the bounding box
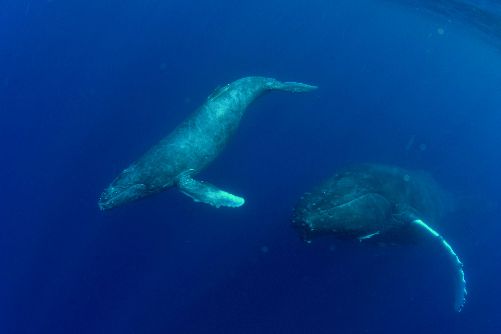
[99,76,317,210]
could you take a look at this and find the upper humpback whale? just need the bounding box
[99,76,317,210]
[292,164,467,312]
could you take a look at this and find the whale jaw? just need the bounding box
[98,183,147,211]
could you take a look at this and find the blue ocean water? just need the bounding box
[1,0,500,333]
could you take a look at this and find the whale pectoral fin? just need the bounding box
[411,219,467,312]
[177,173,245,208]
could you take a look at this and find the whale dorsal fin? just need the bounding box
[176,170,245,208]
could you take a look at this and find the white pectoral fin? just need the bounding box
[411,219,467,312]
[177,172,245,208]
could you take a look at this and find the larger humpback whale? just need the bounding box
[292,164,467,312]
[99,76,317,210]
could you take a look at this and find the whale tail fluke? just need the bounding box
[411,219,467,312]
[267,79,318,93]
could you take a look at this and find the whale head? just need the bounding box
[98,167,150,210]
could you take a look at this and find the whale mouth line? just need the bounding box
[333,193,372,209]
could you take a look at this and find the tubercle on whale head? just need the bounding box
[291,205,318,242]
[98,166,149,210]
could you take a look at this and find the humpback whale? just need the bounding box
[99,76,317,210]
[292,164,467,312]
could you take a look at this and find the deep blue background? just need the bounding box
[1,0,500,333]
